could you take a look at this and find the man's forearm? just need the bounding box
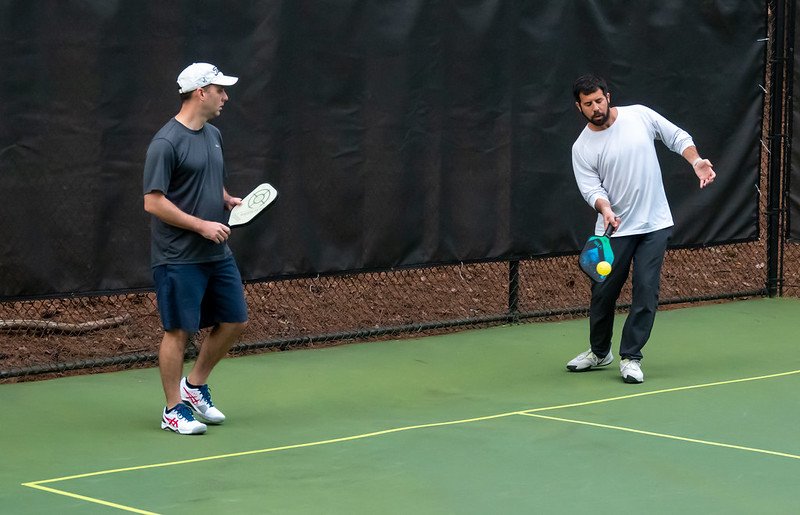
[144,193,203,233]
[681,145,701,165]
[594,198,614,216]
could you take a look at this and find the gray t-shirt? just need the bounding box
[143,118,232,267]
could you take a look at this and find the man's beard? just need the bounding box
[585,109,609,127]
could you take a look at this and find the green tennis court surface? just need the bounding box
[2,298,798,514]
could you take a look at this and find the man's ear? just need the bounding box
[575,102,581,112]
[606,92,612,104]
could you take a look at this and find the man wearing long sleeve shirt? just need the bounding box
[566,74,716,383]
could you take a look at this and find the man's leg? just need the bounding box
[179,257,248,423]
[588,235,636,357]
[159,328,207,434]
[619,227,672,361]
[153,263,211,434]
[159,329,189,408]
[189,256,248,383]
[187,321,246,385]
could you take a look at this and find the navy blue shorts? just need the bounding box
[152,256,248,332]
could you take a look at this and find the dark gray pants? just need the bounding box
[589,227,672,361]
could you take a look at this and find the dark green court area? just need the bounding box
[2,298,798,514]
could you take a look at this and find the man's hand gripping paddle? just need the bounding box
[579,223,616,282]
[228,183,278,228]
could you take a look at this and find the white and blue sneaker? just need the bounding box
[181,377,226,424]
[161,403,207,435]
[566,349,614,372]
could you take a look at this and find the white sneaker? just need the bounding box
[161,404,207,435]
[181,377,226,424]
[566,349,613,371]
[620,359,644,383]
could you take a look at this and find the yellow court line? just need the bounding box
[521,368,800,414]
[24,411,520,486]
[20,483,158,515]
[519,412,800,461]
[21,368,800,512]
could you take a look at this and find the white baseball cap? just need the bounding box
[177,63,238,94]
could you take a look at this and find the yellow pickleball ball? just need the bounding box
[596,261,612,276]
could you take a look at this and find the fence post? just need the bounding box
[766,0,792,297]
[508,260,520,322]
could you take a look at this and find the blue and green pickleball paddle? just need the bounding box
[578,223,615,282]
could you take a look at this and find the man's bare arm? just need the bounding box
[144,191,231,243]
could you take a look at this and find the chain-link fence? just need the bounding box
[0,2,794,382]
[0,237,773,382]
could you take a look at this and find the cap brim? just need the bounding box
[210,75,238,87]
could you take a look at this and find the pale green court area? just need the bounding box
[1,298,798,514]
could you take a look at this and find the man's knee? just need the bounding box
[632,284,661,312]
[162,329,189,347]
[219,320,247,336]
[234,320,248,333]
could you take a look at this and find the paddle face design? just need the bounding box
[579,224,615,282]
[228,183,278,227]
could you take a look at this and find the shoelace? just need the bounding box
[173,404,196,421]
[197,384,214,406]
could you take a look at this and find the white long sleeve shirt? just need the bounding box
[572,105,694,237]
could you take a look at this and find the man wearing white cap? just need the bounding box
[143,63,247,435]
